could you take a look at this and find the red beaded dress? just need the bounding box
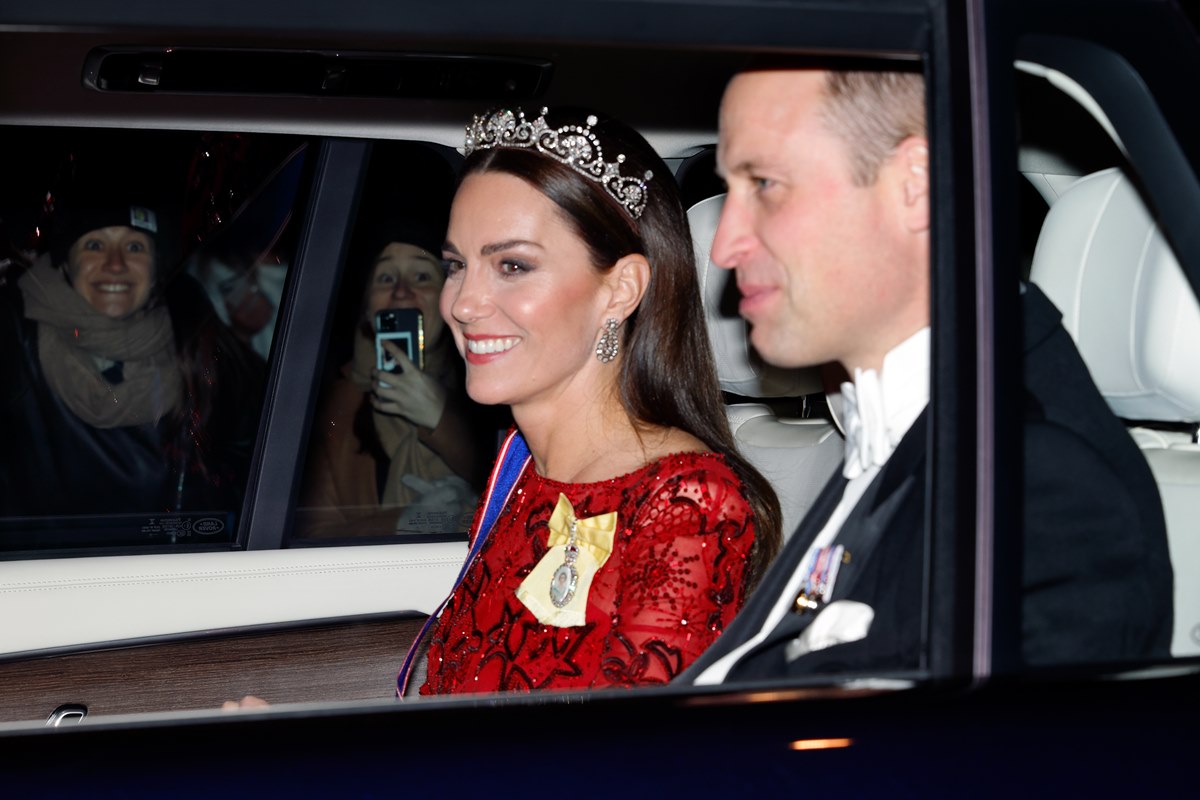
[419,451,756,694]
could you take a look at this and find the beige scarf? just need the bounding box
[348,325,458,506]
[19,255,183,428]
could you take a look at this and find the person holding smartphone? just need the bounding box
[298,208,490,537]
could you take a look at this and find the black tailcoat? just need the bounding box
[686,284,1173,682]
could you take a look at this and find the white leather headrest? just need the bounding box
[687,194,823,398]
[1030,168,1200,422]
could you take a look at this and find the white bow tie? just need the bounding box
[840,368,891,480]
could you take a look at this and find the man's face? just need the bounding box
[67,226,156,319]
[711,70,928,372]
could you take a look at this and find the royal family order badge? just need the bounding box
[516,493,616,627]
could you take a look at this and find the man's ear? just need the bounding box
[604,253,651,322]
[894,136,929,234]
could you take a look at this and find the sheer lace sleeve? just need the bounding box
[592,464,754,687]
[417,451,758,695]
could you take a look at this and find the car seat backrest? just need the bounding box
[1030,166,1200,656]
[687,194,842,541]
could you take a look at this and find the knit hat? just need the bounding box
[50,191,173,277]
[356,211,447,267]
[352,142,456,267]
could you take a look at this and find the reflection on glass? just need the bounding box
[294,143,493,541]
[0,129,306,554]
[187,145,307,362]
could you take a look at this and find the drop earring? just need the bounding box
[595,318,620,363]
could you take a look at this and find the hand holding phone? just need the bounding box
[371,337,447,430]
[375,308,424,373]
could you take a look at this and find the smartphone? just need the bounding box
[375,308,424,372]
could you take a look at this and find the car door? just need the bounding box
[0,129,473,720]
[0,1,1196,794]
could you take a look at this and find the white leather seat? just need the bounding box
[687,194,843,541]
[1030,167,1200,656]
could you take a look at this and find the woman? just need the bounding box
[0,192,263,520]
[403,107,781,695]
[297,218,488,537]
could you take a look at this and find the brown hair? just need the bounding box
[820,70,926,186]
[461,109,781,588]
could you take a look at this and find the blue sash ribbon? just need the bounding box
[396,429,532,696]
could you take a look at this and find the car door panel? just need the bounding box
[0,542,464,654]
[0,615,423,723]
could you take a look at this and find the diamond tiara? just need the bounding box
[464,107,653,219]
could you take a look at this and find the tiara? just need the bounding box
[464,107,653,219]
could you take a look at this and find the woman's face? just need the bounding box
[67,226,155,318]
[366,242,446,343]
[440,171,612,409]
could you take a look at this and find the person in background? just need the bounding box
[0,186,264,520]
[297,210,489,537]
[187,146,307,361]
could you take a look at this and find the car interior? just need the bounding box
[1015,62,1200,657]
[1028,166,1200,657]
[0,37,804,722]
[0,0,1197,733]
[687,190,844,542]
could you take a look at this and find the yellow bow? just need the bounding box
[546,493,617,561]
[515,493,618,627]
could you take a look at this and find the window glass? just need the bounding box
[290,141,505,543]
[1015,56,1191,665]
[0,127,309,555]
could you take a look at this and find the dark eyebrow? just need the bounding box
[441,239,542,258]
[481,239,542,256]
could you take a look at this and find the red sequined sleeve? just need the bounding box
[592,462,755,687]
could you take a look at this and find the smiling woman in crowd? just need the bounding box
[0,185,263,519]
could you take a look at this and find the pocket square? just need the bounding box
[785,600,875,662]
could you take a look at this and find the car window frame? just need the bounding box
[980,0,1200,674]
[240,138,372,551]
[8,0,1148,716]
[0,0,968,689]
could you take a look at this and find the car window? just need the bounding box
[0,1,1196,756]
[1011,42,1199,666]
[0,127,310,557]
[289,140,507,544]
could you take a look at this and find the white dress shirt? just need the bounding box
[694,327,930,684]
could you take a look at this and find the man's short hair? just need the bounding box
[819,70,926,186]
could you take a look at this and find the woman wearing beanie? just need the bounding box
[0,189,264,533]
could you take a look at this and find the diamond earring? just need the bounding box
[595,318,620,363]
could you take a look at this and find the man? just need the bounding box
[686,68,1173,683]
